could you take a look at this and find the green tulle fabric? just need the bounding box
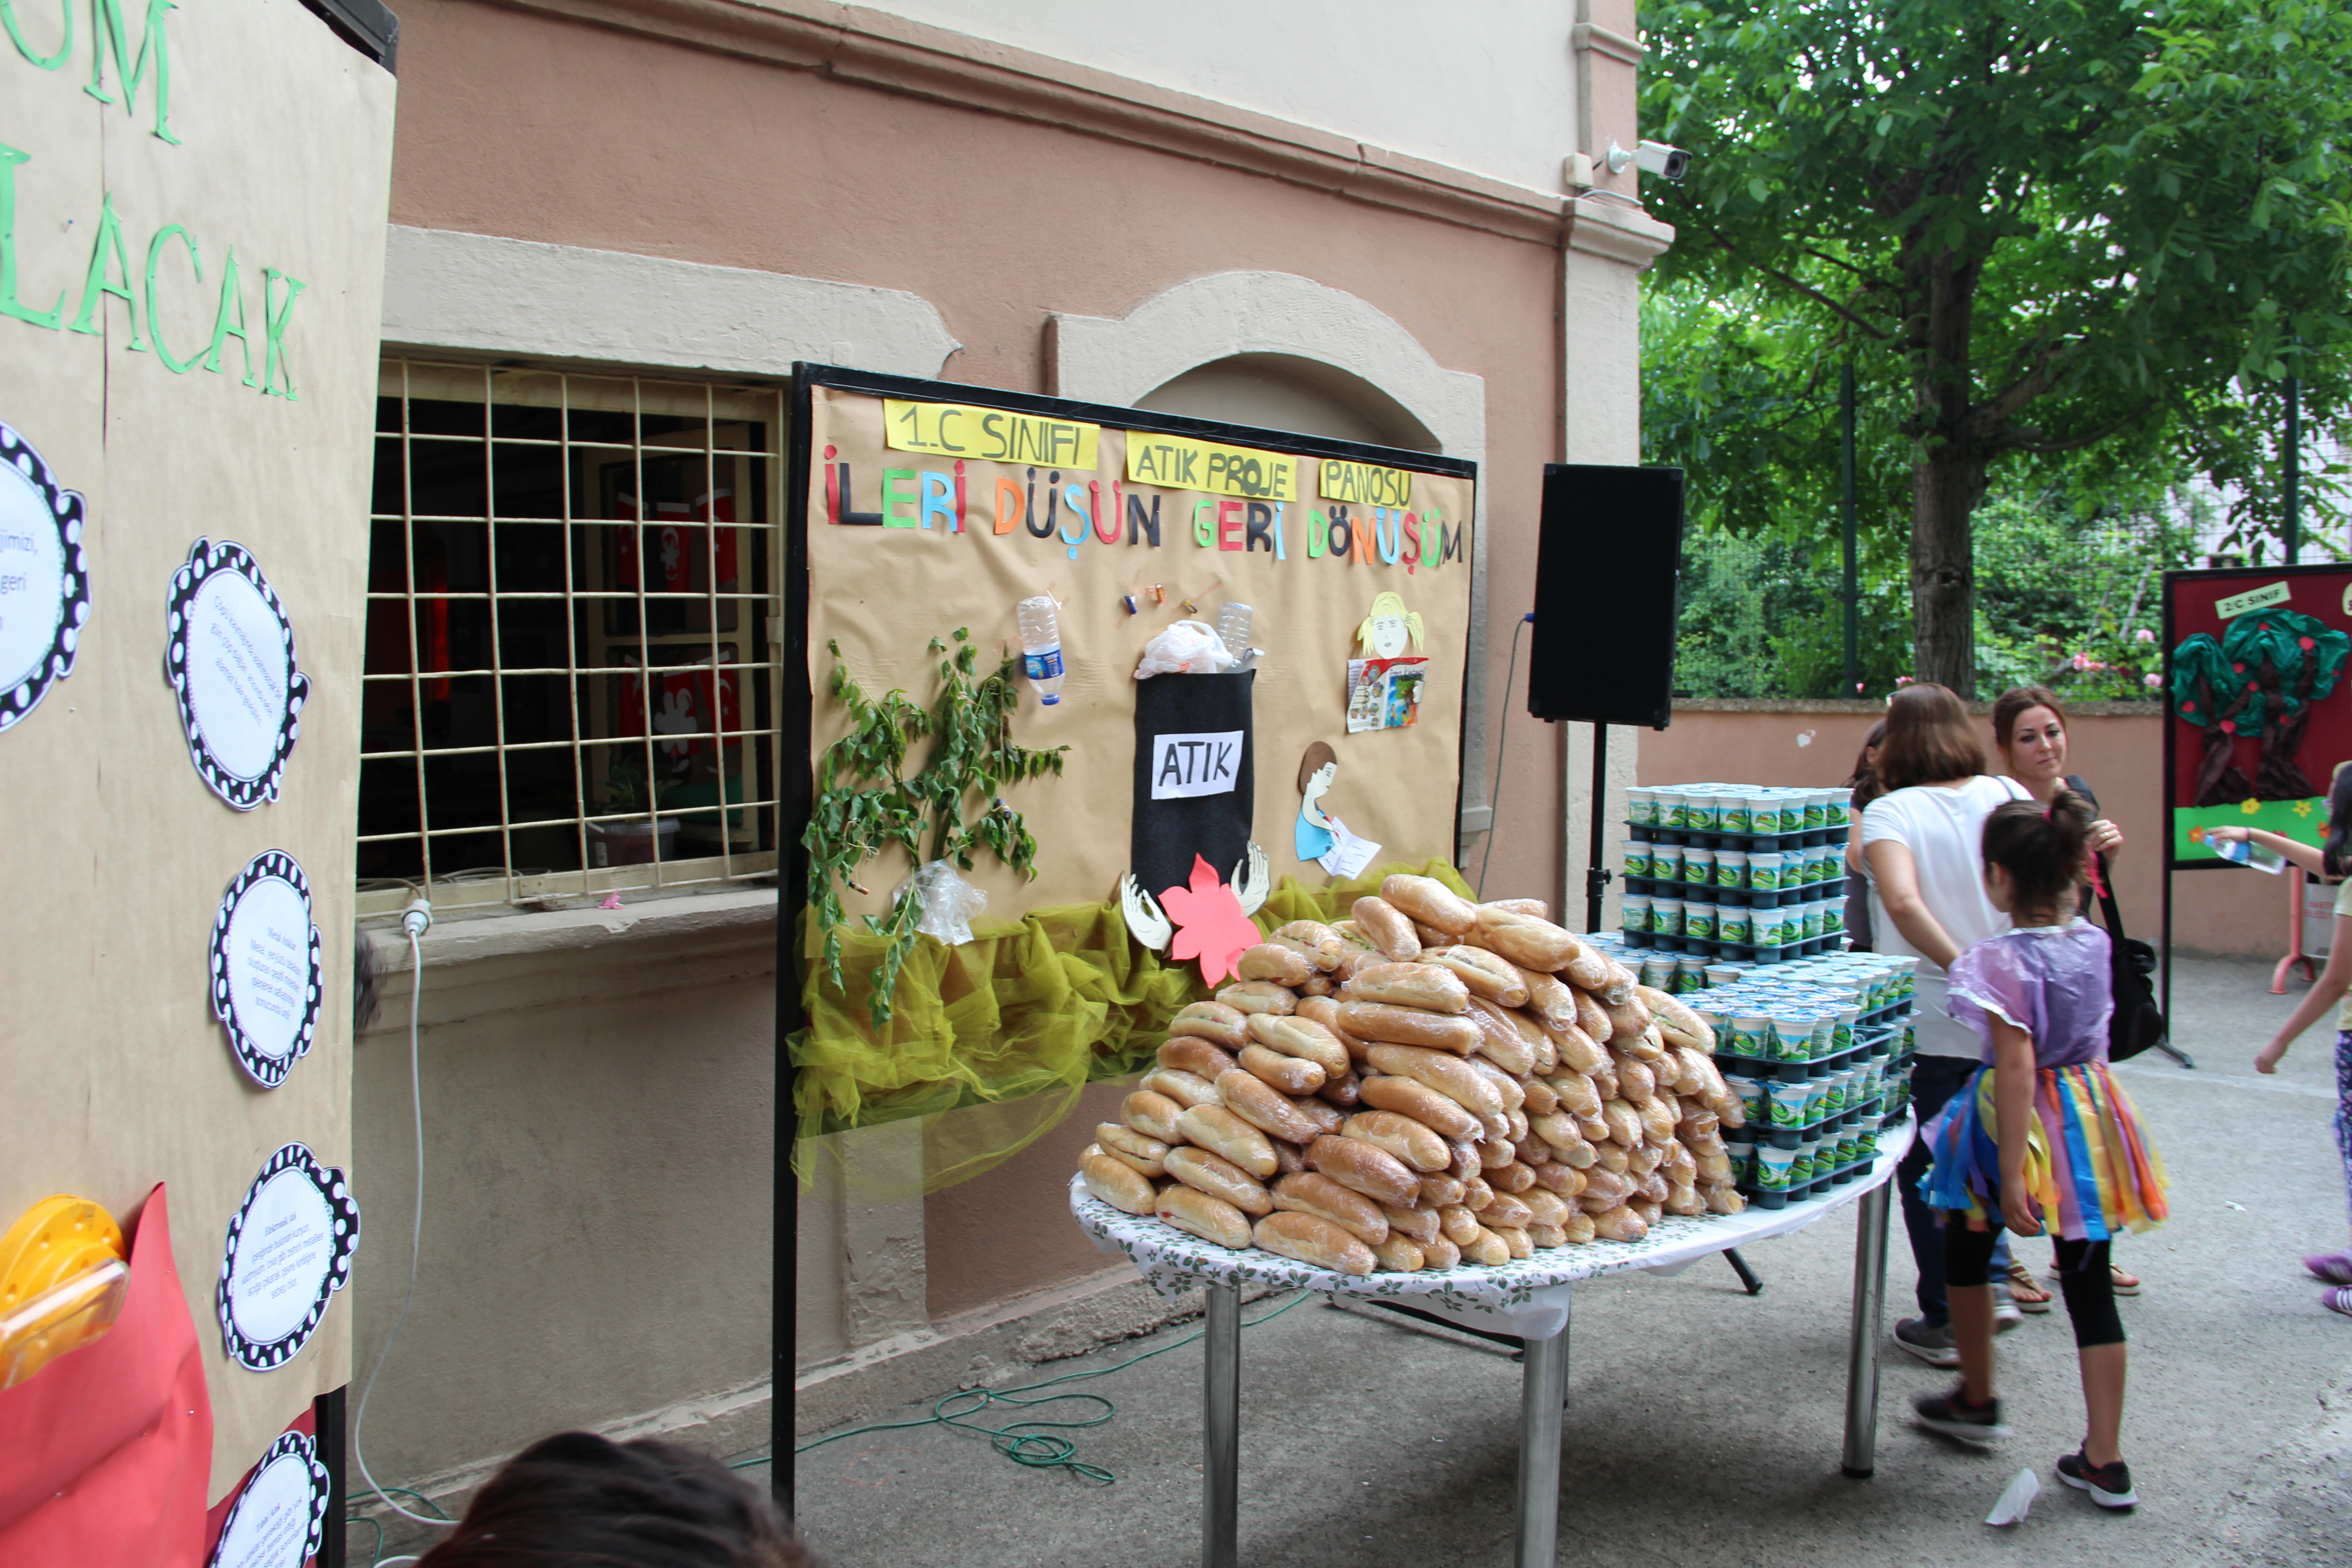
[789,858,1475,1191]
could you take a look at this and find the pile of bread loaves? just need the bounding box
[1080,875,1749,1277]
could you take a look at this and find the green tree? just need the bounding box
[1642,0,2352,693]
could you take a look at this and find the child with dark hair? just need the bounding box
[1910,787,2170,1510]
[2207,758,2352,1314]
[414,1432,814,1568]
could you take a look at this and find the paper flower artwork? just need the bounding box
[1159,854,1263,986]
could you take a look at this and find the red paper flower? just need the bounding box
[1160,853,1260,985]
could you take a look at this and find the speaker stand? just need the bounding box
[1584,721,1612,932]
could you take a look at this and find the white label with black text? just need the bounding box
[1150,730,1245,800]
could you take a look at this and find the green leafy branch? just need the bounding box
[804,629,1067,1028]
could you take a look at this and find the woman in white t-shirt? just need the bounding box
[1859,683,2030,1363]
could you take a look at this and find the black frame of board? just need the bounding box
[772,363,1479,1514]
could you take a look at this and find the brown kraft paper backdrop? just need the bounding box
[804,385,1476,926]
[0,0,395,1499]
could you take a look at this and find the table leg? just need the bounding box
[1514,1286,1571,1568]
[1203,1278,1241,1568]
[1840,1182,1892,1479]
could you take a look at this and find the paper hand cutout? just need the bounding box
[1122,846,1270,984]
[1161,854,1264,986]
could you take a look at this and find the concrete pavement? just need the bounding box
[774,956,2352,1566]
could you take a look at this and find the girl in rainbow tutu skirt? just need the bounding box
[1910,786,2167,1511]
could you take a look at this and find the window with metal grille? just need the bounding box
[359,360,785,917]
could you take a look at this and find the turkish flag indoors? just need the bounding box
[0,1186,213,1567]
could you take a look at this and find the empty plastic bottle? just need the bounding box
[1214,601,1255,671]
[1015,595,1065,704]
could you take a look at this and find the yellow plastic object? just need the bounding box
[0,1195,130,1389]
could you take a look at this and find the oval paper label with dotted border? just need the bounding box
[208,1430,331,1568]
[210,850,324,1088]
[0,419,92,736]
[165,539,309,809]
[216,1143,359,1371]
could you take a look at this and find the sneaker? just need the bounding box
[2058,1449,2138,1508]
[1893,1316,1960,1367]
[2304,1252,2352,1286]
[1912,1384,2010,1441]
[1994,1292,2024,1333]
[2324,1287,2352,1318]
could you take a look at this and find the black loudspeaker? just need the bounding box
[1527,464,1685,729]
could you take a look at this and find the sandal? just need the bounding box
[2047,1261,2144,1295]
[2004,1260,2054,1313]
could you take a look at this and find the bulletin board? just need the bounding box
[0,0,396,1530]
[781,367,1479,1150]
[2162,564,2352,868]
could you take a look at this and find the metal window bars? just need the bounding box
[357,360,785,919]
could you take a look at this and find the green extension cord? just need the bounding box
[347,1485,452,1568]
[740,1291,1307,1487]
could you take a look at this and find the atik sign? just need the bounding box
[1149,730,1243,800]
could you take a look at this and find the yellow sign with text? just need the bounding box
[885,399,1099,470]
[1125,434,1297,501]
[1318,458,1413,507]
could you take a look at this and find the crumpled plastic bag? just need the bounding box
[897,858,988,946]
[1133,619,1235,678]
[1985,1466,2040,1526]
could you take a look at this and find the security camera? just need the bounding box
[1603,138,1692,181]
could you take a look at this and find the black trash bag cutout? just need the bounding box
[1118,671,1269,984]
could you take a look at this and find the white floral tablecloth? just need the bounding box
[1072,1117,1914,1341]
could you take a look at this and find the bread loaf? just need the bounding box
[1369,1235,1427,1273]
[1377,1202,1441,1245]
[1095,1123,1170,1176]
[1158,1034,1240,1080]
[1526,1222,1567,1250]
[1343,962,1471,1014]
[1558,1209,1597,1244]
[1489,1224,1534,1260]
[1588,1064,1619,1103]
[1638,1097,1679,1145]
[1664,1182,1705,1217]
[1167,1002,1250,1051]
[1599,991,1653,1043]
[1216,980,1298,1016]
[1240,1042,1325,1096]
[1545,1071,1603,1120]
[1463,997,1537,1076]
[1316,1066,1362,1109]
[1512,965,1577,1029]
[1461,1055,1526,1112]
[1519,1188,1572,1227]
[1460,1227,1512,1267]
[1164,1146,1274,1215]
[1421,946,1528,1007]
[1341,1110,1449,1172]
[1629,1197,1663,1228]
[1481,1191,1536,1229]
[1570,989,1613,1044]
[1436,1204,1482,1246]
[1156,1185,1253,1247]
[1637,985,1717,1053]
[1122,1090,1185,1144]
[1251,1212,1375,1276]
[1599,1099,1642,1148]
[1417,1173,1467,1207]
[1382,873,1479,935]
[1410,919,1454,951]
[1705,1183,1748,1215]
[1305,1135,1421,1208]
[1271,1172,1390,1245]
[1469,906,1579,972]
[1590,1141,1629,1174]
[1080,1148,1158,1215]
[1580,1166,1634,1205]
[1420,1234,1463,1269]
[1349,896,1421,960]
[1354,1073,1480,1140]
[1366,1044,1508,1126]
[1298,974,1334,998]
[1482,897,1550,919]
[1141,1068,1222,1110]
[1175,1105,1279,1178]
[1215,1069,1323,1144]
[1546,1020,1609,1074]
[1245,1013,1352,1078]
[1519,1075,1560,1116]
[1237,943,1317,988]
[1613,1054,1657,1105]
[1477,1136,1515,1171]
[1487,1160,1537,1195]
[1294,995,1371,1063]
[1270,920,1345,970]
[1273,1139,1308,1176]
[1294,1096,1346,1139]
[1335,1001,1480,1054]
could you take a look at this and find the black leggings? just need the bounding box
[1945,1222,2125,1349]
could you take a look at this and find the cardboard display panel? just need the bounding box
[0,0,396,1502]
[799,372,1478,933]
[2162,565,2352,867]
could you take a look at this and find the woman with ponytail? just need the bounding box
[1910,787,2170,1509]
[2207,760,2352,1316]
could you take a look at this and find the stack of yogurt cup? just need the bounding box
[1617,780,1854,960]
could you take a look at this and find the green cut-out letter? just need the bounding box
[145,222,198,370]
[85,0,179,145]
[68,191,145,349]
[1,0,73,68]
[202,244,259,385]
[260,266,302,397]
[0,142,65,330]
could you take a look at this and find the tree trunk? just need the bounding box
[1906,247,1986,696]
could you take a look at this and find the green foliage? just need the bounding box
[804,630,1067,1028]
[1641,0,2352,683]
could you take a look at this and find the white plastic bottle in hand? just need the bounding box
[1214,601,1254,671]
[1016,595,1066,704]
